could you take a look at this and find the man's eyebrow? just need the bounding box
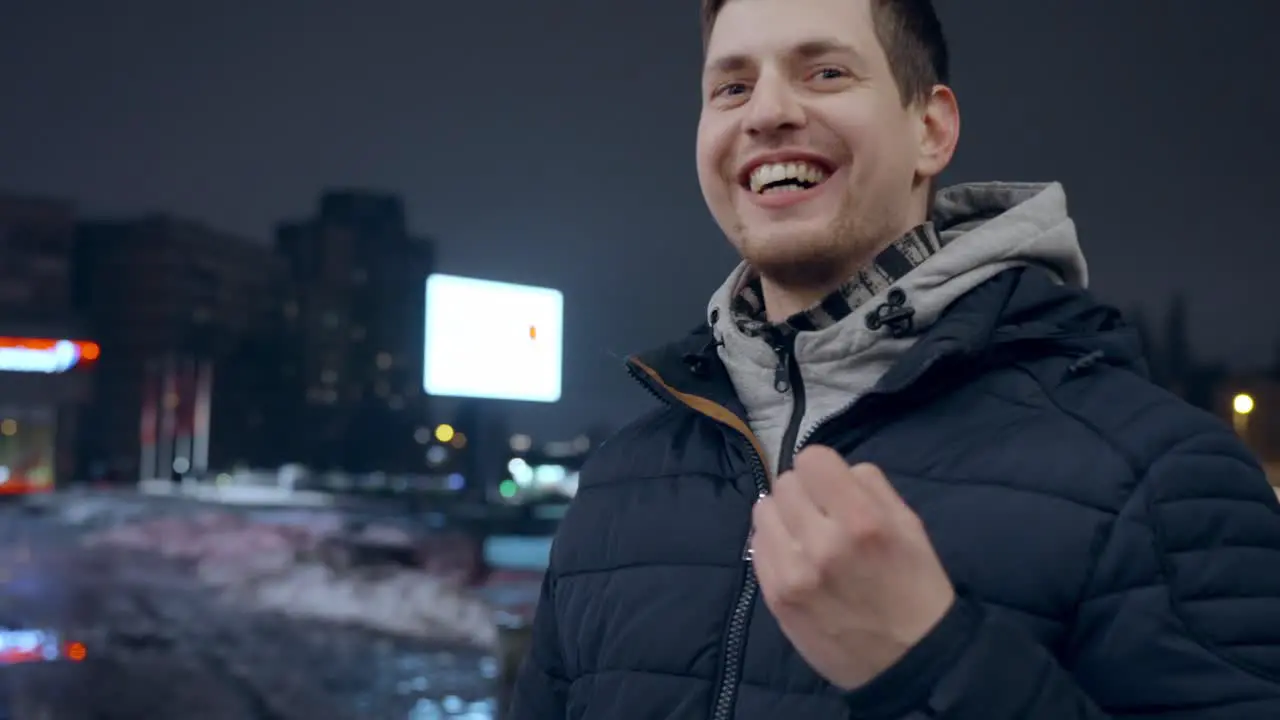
[793,38,864,62]
[704,38,865,76]
[704,53,751,76]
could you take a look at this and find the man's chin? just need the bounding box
[738,222,834,257]
[736,229,850,285]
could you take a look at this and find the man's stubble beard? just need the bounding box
[732,204,883,293]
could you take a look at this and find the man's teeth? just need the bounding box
[748,161,829,194]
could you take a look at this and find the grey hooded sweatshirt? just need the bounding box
[708,181,1090,473]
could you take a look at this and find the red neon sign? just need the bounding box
[0,337,99,374]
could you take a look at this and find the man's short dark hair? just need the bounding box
[699,0,950,107]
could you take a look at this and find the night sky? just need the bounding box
[4,1,1278,438]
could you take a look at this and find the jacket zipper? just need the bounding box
[627,330,1059,715]
[793,354,945,455]
[796,346,976,459]
[743,334,806,561]
[709,336,806,720]
[794,332,1091,450]
[712,449,767,720]
[626,361,771,720]
[629,341,939,720]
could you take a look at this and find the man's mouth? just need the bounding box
[745,161,831,195]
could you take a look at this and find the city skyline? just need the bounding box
[31,179,1280,368]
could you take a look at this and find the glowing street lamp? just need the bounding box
[435,424,455,443]
[1232,393,1254,435]
[1233,393,1255,415]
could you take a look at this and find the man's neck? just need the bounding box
[756,224,933,323]
[753,190,935,322]
[759,276,841,322]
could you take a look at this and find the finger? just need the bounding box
[752,498,818,605]
[850,463,908,517]
[793,445,876,519]
[773,465,852,569]
[750,498,798,581]
[771,468,833,541]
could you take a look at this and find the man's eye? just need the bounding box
[813,67,846,80]
[713,82,748,98]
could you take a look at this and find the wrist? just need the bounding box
[842,593,982,718]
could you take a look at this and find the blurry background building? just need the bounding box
[0,192,95,489]
[73,214,282,481]
[274,190,435,473]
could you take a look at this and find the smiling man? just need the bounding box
[511,0,1280,718]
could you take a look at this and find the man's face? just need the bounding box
[696,0,948,288]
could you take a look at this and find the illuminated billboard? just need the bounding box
[0,338,99,374]
[423,274,563,402]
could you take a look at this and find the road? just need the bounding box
[0,501,499,719]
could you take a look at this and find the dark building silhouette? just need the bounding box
[0,193,78,322]
[0,192,93,487]
[274,190,435,472]
[74,215,282,479]
[452,399,513,500]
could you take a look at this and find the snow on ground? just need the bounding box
[80,508,501,648]
[49,492,151,527]
[242,564,497,647]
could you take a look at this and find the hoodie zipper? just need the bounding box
[626,361,769,720]
[772,333,806,474]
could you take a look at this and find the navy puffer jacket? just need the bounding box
[512,267,1280,719]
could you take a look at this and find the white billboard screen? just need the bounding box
[423,274,563,402]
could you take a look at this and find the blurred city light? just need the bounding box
[434,424,455,443]
[66,642,86,661]
[1233,393,1255,415]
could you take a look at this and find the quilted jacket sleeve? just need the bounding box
[508,571,568,719]
[844,426,1280,719]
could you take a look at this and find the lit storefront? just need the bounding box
[0,336,97,492]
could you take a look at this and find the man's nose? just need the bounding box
[744,75,805,136]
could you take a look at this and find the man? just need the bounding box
[511,0,1280,717]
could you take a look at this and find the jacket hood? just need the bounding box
[628,182,1141,435]
[707,181,1089,368]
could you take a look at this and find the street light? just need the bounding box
[1232,393,1254,435]
[435,424,455,443]
[1234,393,1255,415]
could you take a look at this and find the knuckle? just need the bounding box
[842,521,893,559]
[844,516,884,545]
[811,532,845,567]
[776,566,820,604]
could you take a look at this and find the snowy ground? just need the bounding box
[0,492,548,718]
[79,511,499,649]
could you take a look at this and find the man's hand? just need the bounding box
[751,445,956,690]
